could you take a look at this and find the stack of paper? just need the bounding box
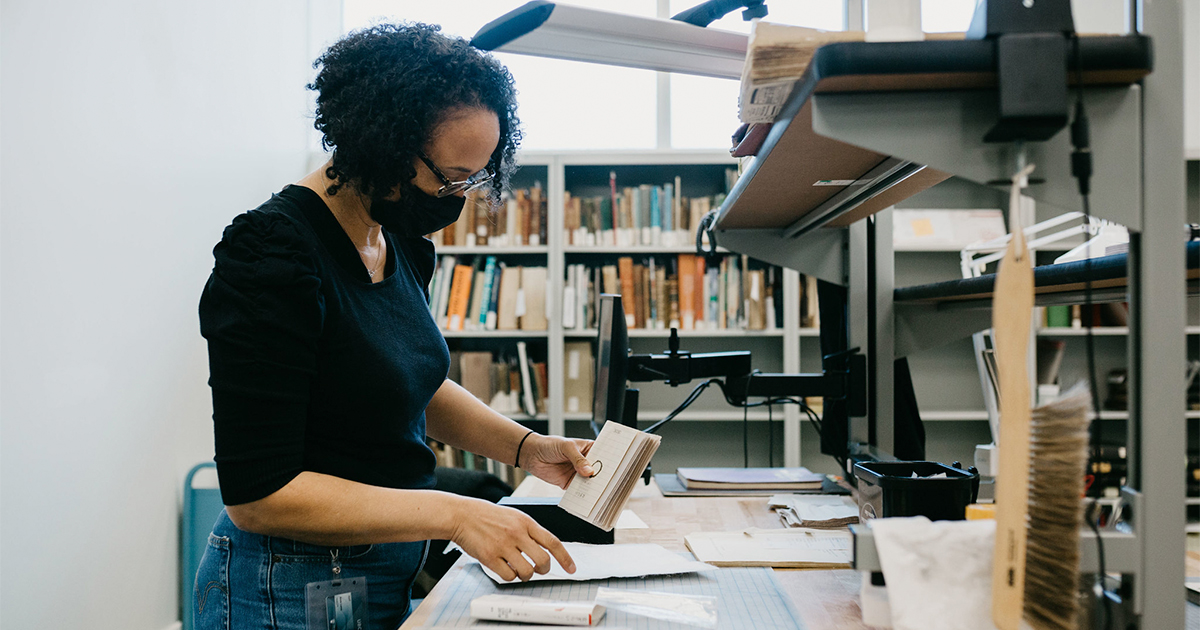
[559,421,660,531]
[768,494,859,529]
[738,22,864,124]
[684,528,852,568]
[676,467,824,491]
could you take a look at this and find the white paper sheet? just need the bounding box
[767,494,856,510]
[685,528,852,566]
[473,542,717,584]
[769,494,859,527]
[872,516,997,630]
[614,509,648,530]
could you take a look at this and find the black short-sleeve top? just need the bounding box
[199,185,450,505]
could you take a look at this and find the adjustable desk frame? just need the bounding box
[712,2,1187,626]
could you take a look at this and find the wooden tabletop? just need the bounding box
[401,477,874,629]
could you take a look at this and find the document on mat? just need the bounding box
[473,542,716,584]
[684,528,852,568]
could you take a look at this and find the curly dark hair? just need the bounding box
[308,22,521,205]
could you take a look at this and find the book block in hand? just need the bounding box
[559,421,660,531]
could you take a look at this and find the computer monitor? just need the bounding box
[816,279,925,467]
[816,280,850,464]
[591,294,629,437]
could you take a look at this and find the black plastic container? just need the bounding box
[498,496,614,544]
[853,461,979,522]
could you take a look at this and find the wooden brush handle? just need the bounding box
[991,181,1035,630]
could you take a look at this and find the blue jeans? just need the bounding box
[194,509,429,630]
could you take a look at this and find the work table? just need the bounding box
[400,476,872,629]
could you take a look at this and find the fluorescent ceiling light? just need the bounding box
[471,1,748,80]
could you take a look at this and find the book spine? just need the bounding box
[662,183,674,247]
[632,261,645,329]
[647,257,657,326]
[485,261,503,330]
[618,257,636,328]
[575,265,587,331]
[679,254,695,330]
[650,187,661,246]
[674,175,683,236]
[516,342,537,417]
[447,264,473,331]
[435,255,457,328]
[534,184,546,246]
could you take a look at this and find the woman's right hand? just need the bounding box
[447,497,576,582]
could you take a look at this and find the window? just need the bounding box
[920,0,1130,35]
[920,0,977,33]
[668,0,846,149]
[341,1,851,151]
[343,0,659,150]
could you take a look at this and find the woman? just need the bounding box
[196,23,593,630]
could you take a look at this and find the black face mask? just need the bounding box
[370,190,466,237]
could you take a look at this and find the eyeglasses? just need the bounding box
[417,150,496,198]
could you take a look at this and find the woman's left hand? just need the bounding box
[519,435,595,489]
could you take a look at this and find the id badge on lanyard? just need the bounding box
[306,549,369,630]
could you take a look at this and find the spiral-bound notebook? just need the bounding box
[559,421,660,531]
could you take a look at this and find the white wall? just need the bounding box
[1,1,339,628]
[1186,0,1199,158]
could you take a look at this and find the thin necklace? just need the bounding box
[367,246,384,278]
[348,193,384,279]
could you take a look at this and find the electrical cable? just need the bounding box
[743,371,757,467]
[1069,32,1112,630]
[643,378,724,435]
[768,400,774,467]
[644,377,845,472]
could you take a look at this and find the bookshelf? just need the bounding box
[423,150,832,469]
[427,151,1199,476]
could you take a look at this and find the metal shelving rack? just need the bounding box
[707,1,1187,625]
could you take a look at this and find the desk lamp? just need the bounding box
[470,1,769,80]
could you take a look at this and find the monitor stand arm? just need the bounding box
[626,329,865,412]
[620,329,866,483]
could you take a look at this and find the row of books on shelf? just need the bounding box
[563,179,728,248]
[429,186,548,248]
[563,254,778,331]
[428,439,528,489]
[429,256,548,332]
[562,255,823,331]
[448,340,593,416]
[449,342,548,416]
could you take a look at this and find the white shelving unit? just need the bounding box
[435,151,1199,472]
[437,245,548,255]
[1038,326,1200,336]
[432,150,828,466]
[440,330,549,339]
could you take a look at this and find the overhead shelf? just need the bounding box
[893,242,1197,357]
[711,35,1153,281]
[716,35,1151,233]
[895,241,1199,308]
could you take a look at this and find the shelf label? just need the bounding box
[813,179,856,186]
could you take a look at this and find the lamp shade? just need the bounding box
[471,1,748,80]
